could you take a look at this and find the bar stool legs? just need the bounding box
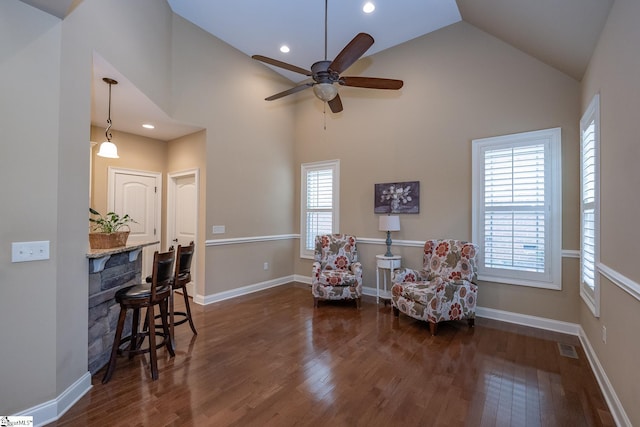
[102,303,174,384]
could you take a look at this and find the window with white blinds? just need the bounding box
[472,128,562,289]
[580,94,600,316]
[301,160,339,258]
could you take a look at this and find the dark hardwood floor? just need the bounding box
[49,284,615,426]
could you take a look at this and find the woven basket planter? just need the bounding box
[89,231,130,250]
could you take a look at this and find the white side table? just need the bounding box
[376,255,401,304]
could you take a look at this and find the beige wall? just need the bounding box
[170,14,296,296]
[0,0,61,414]
[580,0,640,424]
[294,21,582,322]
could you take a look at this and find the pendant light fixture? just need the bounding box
[96,77,119,159]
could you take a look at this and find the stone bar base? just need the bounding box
[87,241,157,375]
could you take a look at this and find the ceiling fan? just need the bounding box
[252,0,404,113]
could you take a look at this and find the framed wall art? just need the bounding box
[374,181,420,214]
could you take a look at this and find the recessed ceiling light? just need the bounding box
[363,2,375,13]
[142,123,155,129]
[280,45,290,53]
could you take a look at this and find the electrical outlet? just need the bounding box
[12,241,50,262]
[602,325,607,343]
[263,262,269,271]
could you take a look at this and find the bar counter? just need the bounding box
[87,241,158,374]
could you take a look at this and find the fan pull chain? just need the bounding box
[323,102,327,130]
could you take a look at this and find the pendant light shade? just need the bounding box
[97,141,119,158]
[97,77,119,159]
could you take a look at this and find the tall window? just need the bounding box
[472,128,562,289]
[300,160,339,258]
[580,94,600,316]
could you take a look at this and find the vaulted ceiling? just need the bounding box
[19,0,613,140]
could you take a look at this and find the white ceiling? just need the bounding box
[20,0,613,141]
[167,0,462,83]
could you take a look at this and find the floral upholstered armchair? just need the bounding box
[391,239,479,335]
[312,234,363,308]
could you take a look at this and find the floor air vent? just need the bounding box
[557,342,579,359]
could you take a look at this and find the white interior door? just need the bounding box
[109,168,161,279]
[167,170,198,296]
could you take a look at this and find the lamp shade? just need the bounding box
[96,141,119,158]
[313,83,338,101]
[379,215,400,232]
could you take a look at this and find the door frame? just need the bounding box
[166,168,200,294]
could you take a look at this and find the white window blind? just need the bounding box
[305,169,333,250]
[580,94,600,316]
[472,128,562,289]
[301,160,339,258]
[483,144,546,272]
[582,122,596,289]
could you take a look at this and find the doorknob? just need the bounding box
[172,238,178,242]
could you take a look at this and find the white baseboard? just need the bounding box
[15,371,92,427]
[578,328,631,427]
[475,306,581,335]
[196,275,295,305]
[293,274,311,285]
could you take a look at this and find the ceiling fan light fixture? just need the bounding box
[313,82,338,101]
[252,0,402,113]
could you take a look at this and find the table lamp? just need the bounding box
[379,215,400,257]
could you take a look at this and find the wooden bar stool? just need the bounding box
[170,242,198,337]
[102,250,175,384]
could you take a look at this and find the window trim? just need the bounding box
[580,94,600,317]
[472,127,562,290]
[300,159,340,259]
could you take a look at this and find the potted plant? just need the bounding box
[89,208,136,249]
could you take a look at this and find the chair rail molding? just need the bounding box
[205,234,582,259]
[206,234,299,246]
[598,262,640,303]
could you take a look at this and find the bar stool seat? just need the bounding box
[102,250,176,384]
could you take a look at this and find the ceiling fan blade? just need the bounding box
[329,33,374,74]
[265,83,313,101]
[340,76,404,90]
[252,55,312,76]
[328,93,343,113]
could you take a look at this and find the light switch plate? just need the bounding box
[11,241,50,262]
[212,225,225,234]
